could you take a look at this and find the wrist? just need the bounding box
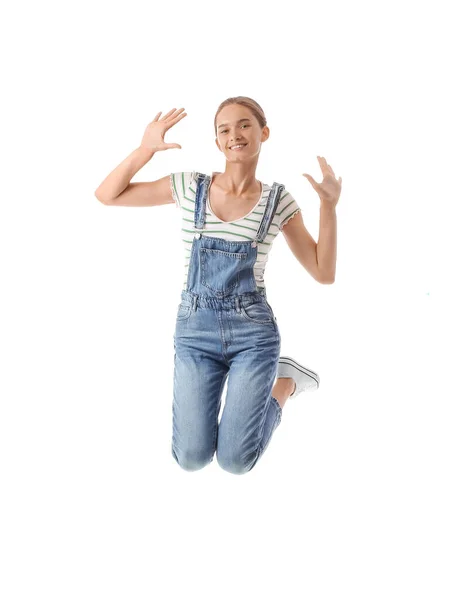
[137,145,156,158]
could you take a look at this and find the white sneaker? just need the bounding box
[277,356,320,399]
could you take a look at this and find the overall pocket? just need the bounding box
[200,248,247,296]
[239,301,275,327]
[176,302,192,322]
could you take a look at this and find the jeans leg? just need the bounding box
[171,349,228,472]
[216,350,282,475]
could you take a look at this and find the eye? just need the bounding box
[220,124,250,134]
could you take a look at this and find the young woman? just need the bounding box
[95,96,341,475]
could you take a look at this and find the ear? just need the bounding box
[215,137,223,153]
[261,126,270,143]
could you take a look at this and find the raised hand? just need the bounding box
[140,108,187,152]
[303,156,342,208]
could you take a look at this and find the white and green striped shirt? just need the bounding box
[170,171,301,292]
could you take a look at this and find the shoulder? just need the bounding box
[170,171,196,190]
[276,187,302,231]
[169,172,196,208]
[170,171,213,189]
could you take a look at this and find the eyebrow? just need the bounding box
[218,118,251,129]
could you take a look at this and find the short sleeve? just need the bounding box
[169,172,195,209]
[278,189,302,230]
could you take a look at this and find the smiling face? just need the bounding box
[215,104,269,160]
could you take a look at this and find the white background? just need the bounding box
[1,0,461,598]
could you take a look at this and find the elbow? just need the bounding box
[95,192,111,205]
[318,273,335,284]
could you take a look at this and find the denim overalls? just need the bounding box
[172,172,286,475]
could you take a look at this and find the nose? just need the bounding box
[230,132,244,144]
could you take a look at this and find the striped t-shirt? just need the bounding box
[170,171,301,292]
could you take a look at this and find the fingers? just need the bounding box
[303,173,320,190]
[162,108,186,121]
[318,156,332,174]
[152,108,187,126]
[159,108,177,120]
[317,156,339,180]
[174,111,187,122]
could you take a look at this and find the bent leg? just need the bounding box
[216,349,281,475]
[172,349,228,472]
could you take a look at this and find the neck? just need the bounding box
[216,160,260,196]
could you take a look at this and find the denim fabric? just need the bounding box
[172,173,286,475]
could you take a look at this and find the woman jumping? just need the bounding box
[95,96,341,475]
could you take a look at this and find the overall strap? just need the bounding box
[193,172,210,230]
[193,173,285,241]
[254,182,285,243]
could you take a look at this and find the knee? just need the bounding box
[216,448,259,475]
[172,445,213,472]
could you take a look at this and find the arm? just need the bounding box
[95,108,187,205]
[94,146,157,204]
[316,203,337,283]
[281,210,335,284]
[298,155,340,283]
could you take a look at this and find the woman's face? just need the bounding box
[215,104,269,160]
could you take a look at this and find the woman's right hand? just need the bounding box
[140,108,187,152]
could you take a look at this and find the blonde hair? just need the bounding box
[214,96,267,136]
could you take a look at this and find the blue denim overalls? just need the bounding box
[172,173,286,475]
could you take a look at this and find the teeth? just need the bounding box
[231,144,246,149]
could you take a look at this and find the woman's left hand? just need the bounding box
[303,156,342,208]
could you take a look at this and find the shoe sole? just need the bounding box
[279,356,320,388]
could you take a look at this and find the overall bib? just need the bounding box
[172,173,285,475]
